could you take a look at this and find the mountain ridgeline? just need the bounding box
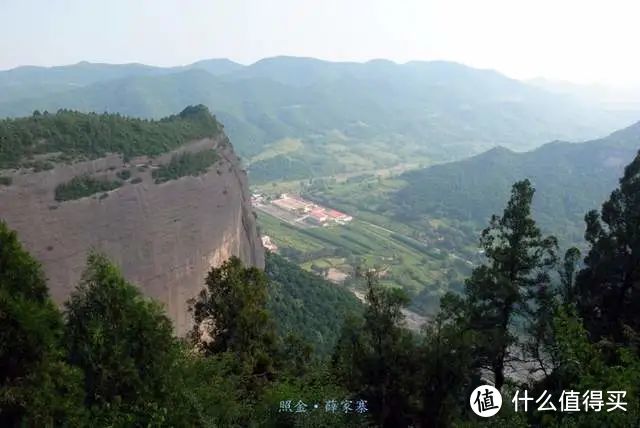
[1,57,638,183]
[0,106,264,332]
[393,120,640,245]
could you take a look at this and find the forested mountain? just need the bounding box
[1,57,637,182]
[393,120,640,244]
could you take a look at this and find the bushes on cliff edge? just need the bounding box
[0,105,221,169]
[54,175,122,201]
[152,149,219,183]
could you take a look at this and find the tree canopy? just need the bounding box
[0,105,221,169]
[3,149,640,426]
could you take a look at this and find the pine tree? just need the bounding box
[332,271,419,427]
[576,150,640,345]
[464,179,557,390]
[418,293,476,427]
[560,247,581,306]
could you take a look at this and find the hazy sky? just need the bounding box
[2,0,639,86]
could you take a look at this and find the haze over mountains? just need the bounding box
[2,57,638,183]
[529,77,640,112]
[393,120,640,244]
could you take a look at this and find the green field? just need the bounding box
[254,168,491,315]
[258,206,474,315]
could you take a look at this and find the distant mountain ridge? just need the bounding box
[393,120,640,244]
[1,57,638,182]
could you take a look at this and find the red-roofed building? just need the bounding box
[326,209,353,223]
[307,209,328,225]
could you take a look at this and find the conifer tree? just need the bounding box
[333,271,419,427]
[188,256,278,384]
[560,247,582,306]
[576,150,640,345]
[464,180,557,390]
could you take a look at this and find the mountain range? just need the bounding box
[2,57,638,183]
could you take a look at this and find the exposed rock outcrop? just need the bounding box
[0,135,264,333]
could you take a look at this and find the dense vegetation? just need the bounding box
[2,148,640,426]
[54,175,122,201]
[271,122,639,318]
[394,122,640,245]
[265,252,363,356]
[152,149,219,183]
[0,105,221,169]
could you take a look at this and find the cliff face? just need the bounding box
[0,135,264,333]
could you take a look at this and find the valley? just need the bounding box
[253,119,640,317]
[2,57,638,186]
[2,55,640,427]
[255,182,476,316]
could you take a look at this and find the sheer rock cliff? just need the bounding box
[0,135,264,333]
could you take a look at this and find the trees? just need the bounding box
[576,150,640,346]
[3,147,640,426]
[0,221,85,426]
[559,247,581,306]
[152,149,219,183]
[64,252,180,425]
[265,252,363,357]
[547,308,640,427]
[54,174,122,201]
[464,179,558,390]
[418,293,475,427]
[332,271,420,427]
[188,256,278,384]
[0,105,221,169]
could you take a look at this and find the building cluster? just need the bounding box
[272,194,353,226]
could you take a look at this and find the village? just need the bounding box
[252,193,353,228]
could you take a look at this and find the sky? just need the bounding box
[2,0,640,87]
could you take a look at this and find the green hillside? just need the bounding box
[393,121,640,244]
[254,121,640,317]
[1,57,637,183]
[265,252,362,356]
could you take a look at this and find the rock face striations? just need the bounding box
[0,107,264,333]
